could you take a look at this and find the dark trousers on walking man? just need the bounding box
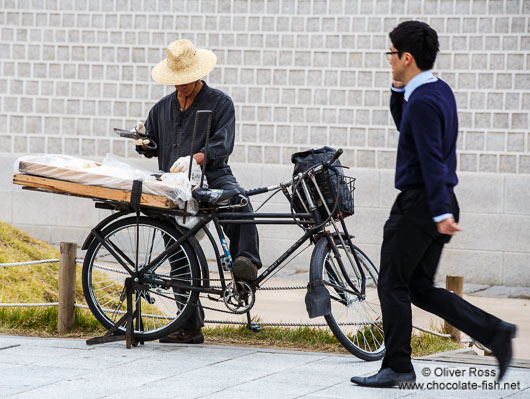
[378,188,502,373]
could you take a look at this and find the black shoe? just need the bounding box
[159,328,204,344]
[233,256,258,281]
[489,321,517,381]
[351,367,416,388]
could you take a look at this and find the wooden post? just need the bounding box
[58,242,77,334]
[445,275,464,342]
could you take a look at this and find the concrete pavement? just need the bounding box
[0,335,529,398]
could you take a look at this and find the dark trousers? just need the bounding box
[210,173,262,269]
[378,188,501,372]
[177,173,262,330]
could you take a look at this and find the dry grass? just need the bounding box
[0,220,100,334]
[204,324,350,354]
[203,322,460,356]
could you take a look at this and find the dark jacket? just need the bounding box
[137,81,236,182]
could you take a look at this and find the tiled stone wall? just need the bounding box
[1,0,529,285]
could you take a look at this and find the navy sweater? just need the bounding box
[390,79,458,218]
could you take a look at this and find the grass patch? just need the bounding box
[411,326,461,357]
[0,219,103,336]
[0,220,62,304]
[204,324,348,353]
[0,307,105,337]
[203,321,460,356]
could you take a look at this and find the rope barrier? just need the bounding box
[0,300,449,335]
[0,259,59,267]
[204,319,329,327]
[412,324,451,338]
[0,302,59,307]
[0,257,450,338]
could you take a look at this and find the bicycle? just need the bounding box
[81,147,385,361]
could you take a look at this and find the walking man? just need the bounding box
[350,21,516,388]
[135,39,261,344]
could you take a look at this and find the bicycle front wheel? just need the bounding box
[310,235,385,360]
[82,216,201,341]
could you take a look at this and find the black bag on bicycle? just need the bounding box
[291,146,354,218]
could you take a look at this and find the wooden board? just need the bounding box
[17,160,178,199]
[13,174,176,209]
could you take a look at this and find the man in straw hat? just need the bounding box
[135,39,262,344]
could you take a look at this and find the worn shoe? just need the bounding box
[351,367,416,388]
[233,256,258,281]
[489,321,517,381]
[159,328,204,344]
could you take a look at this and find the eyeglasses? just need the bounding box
[385,51,402,60]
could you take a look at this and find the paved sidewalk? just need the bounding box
[0,335,529,398]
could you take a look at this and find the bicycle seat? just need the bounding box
[192,187,247,206]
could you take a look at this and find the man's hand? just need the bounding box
[132,121,150,147]
[193,152,205,166]
[392,80,405,88]
[436,217,462,236]
[170,155,198,174]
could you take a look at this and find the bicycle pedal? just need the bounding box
[220,255,233,272]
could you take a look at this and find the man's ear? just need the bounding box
[404,52,415,67]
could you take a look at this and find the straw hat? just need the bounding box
[151,40,217,85]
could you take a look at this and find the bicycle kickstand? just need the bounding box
[86,277,139,349]
[245,310,262,333]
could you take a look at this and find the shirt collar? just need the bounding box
[404,70,438,101]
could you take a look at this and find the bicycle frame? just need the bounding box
[88,207,314,292]
[86,160,367,303]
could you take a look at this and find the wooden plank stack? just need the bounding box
[13,160,178,209]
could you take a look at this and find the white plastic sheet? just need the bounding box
[14,154,206,226]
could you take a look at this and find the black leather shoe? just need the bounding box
[159,328,204,344]
[233,256,258,281]
[489,321,517,381]
[351,368,416,388]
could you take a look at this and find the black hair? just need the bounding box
[389,21,439,71]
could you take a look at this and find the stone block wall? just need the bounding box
[1,0,529,285]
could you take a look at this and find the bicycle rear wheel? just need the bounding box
[310,235,385,360]
[82,216,201,341]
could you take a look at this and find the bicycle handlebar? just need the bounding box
[245,187,269,196]
[327,148,343,166]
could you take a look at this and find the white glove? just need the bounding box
[170,156,197,174]
[132,121,150,146]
